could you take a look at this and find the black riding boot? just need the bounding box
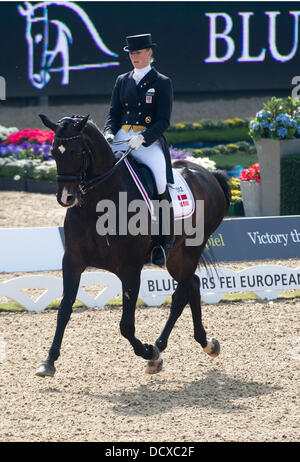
[152,189,175,267]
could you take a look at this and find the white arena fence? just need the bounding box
[0,226,300,311]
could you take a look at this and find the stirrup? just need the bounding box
[150,245,167,267]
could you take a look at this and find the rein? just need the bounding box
[54,133,132,196]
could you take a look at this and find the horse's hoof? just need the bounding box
[35,362,56,378]
[203,338,220,358]
[145,345,163,374]
[146,357,163,374]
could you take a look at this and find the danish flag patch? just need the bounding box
[177,194,189,207]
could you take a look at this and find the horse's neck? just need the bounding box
[84,123,115,175]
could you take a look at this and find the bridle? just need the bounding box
[54,132,132,196]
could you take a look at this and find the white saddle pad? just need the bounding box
[124,158,195,221]
[168,169,195,220]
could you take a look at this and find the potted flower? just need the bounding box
[226,177,245,217]
[239,163,262,217]
[249,96,300,216]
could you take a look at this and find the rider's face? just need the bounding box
[129,48,152,69]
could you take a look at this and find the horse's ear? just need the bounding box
[74,115,89,132]
[39,114,58,132]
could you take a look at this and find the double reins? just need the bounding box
[54,133,132,196]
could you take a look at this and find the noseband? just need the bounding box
[54,132,132,196]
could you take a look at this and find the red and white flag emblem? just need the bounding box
[177,194,189,207]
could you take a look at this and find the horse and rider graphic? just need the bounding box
[18,1,119,89]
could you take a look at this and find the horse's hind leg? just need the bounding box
[189,274,220,358]
[36,252,85,377]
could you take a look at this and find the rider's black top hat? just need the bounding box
[123,34,156,52]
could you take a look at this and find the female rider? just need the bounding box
[103,33,174,266]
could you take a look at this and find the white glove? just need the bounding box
[128,134,145,150]
[104,133,115,144]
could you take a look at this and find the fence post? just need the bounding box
[0,76,6,100]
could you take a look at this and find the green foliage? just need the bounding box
[264,96,300,118]
[280,154,300,215]
[167,117,251,132]
[186,140,256,158]
[165,117,251,144]
[249,96,300,141]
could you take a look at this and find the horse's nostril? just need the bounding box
[59,187,78,207]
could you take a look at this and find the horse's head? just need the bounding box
[18,2,72,89]
[39,113,90,208]
[18,2,50,89]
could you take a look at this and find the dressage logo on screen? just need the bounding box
[18,1,120,89]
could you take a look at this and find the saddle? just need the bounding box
[114,151,195,265]
[115,151,195,220]
[125,154,157,200]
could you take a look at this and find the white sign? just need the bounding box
[1,266,299,311]
[0,227,64,272]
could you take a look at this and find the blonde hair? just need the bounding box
[147,48,154,64]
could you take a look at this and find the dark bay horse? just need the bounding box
[36,114,231,377]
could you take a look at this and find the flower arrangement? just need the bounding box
[0,124,19,142]
[239,163,261,183]
[0,141,52,161]
[185,155,216,171]
[171,141,255,160]
[0,125,55,181]
[170,148,216,171]
[229,177,242,203]
[168,117,251,132]
[3,128,54,145]
[249,96,300,141]
[0,157,57,181]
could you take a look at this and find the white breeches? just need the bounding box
[111,128,167,195]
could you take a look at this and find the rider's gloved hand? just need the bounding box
[104,133,115,144]
[128,134,145,150]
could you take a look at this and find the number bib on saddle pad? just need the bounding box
[124,158,195,221]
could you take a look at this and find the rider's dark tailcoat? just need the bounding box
[104,66,174,184]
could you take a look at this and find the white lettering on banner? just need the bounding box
[205,10,300,63]
[247,229,300,247]
[1,266,300,311]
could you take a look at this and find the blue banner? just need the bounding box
[207,216,300,261]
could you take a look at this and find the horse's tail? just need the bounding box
[199,169,231,276]
[212,169,231,211]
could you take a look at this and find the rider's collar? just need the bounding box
[132,64,152,84]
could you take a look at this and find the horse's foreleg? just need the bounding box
[189,274,220,358]
[155,280,190,353]
[36,252,85,377]
[119,270,159,363]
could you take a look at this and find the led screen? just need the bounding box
[0,1,299,97]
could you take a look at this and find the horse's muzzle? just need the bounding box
[57,186,79,208]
